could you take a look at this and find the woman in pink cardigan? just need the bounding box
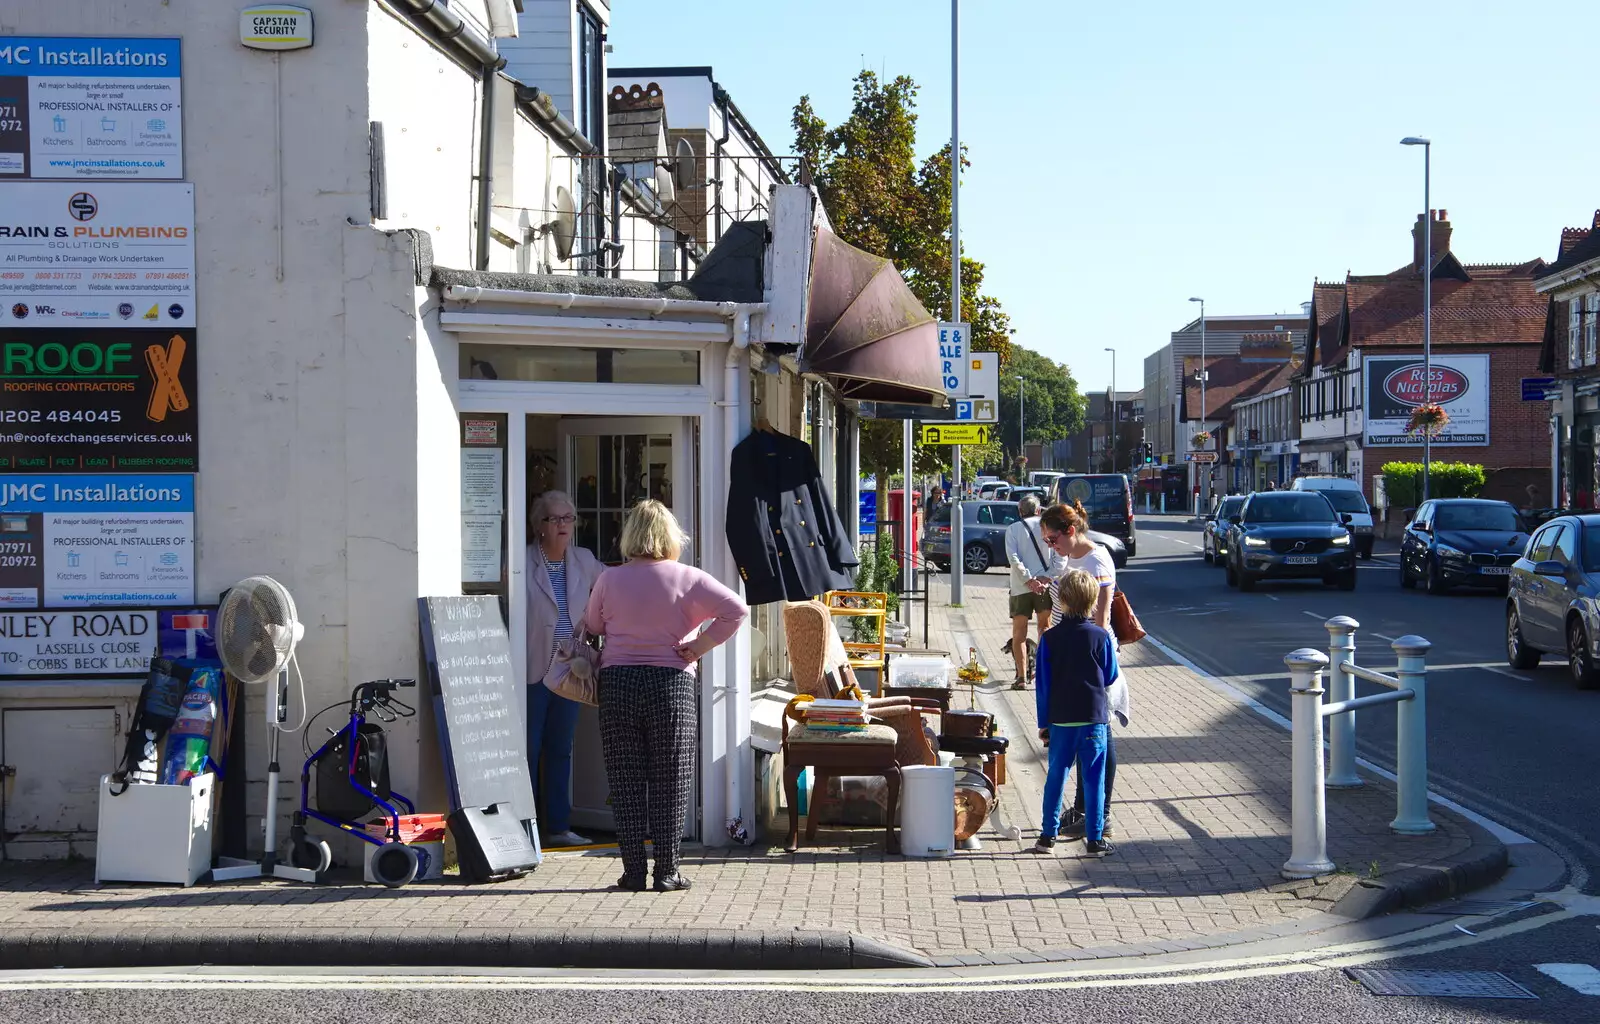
[581,499,748,893]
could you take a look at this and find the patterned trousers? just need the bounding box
[598,665,698,880]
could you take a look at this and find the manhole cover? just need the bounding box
[1412,899,1542,916]
[1346,969,1537,999]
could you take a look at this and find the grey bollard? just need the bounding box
[1282,647,1335,879]
[1390,635,1436,834]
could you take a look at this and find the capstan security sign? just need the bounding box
[0,474,194,608]
[0,36,183,180]
[939,321,969,398]
[240,6,315,51]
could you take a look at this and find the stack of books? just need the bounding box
[803,698,870,732]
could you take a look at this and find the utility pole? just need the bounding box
[949,0,964,606]
[1401,137,1433,500]
[1105,347,1117,474]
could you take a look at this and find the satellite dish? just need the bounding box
[671,137,696,191]
[653,162,675,205]
[548,186,577,262]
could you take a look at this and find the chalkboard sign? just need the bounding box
[418,596,537,828]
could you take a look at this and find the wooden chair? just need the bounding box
[781,695,902,854]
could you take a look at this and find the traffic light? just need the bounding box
[1141,442,1154,465]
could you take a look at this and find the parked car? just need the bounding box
[1505,514,1600,688]
[1007,486,1049,506]
[922,500,1127,573]
[1291,476,1375,559]
[1028,471,1066,492]
[1203,495,1247,565]
[1223,491,1356,591]
[1053,473,1137,557]
[1399,499,1528,594]
[976,480,1011,500]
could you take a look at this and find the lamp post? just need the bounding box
[949,0,964,606]
[1015,374,1025,472]
[1401,136,1432,501]
[1105,348,1117,474]
[1188,297,1207,513]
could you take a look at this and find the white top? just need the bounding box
[1004,515,1066,596]
[1050,543,1129,725]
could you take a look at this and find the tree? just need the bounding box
[995,345,1087,466]
[794,71,1025,493]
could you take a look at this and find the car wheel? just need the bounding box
[1337,567,1357,591]
[1425,558,1449,594]
[1569,619,1600,690]
[1359,545,1373,561]
[1202,545,1213,565]
[1506,604,1541,670]
[1238,568,1258,592]
[1399,556,1415,589]
[1126,541,1136,558]
[1225,556,1238,588]
[963,543,991,574]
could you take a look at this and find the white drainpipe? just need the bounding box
[720,308,758,844]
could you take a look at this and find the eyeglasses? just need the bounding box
[543,514,578,525]
[1041,530,1061,545]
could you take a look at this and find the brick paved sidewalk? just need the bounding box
[0,575,1502,969]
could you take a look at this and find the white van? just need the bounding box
[1029,470,1066,491]
[1291,476,1375,559]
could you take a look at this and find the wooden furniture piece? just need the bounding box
[780,696,903,854]
[823,590,888,683]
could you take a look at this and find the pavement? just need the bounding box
[0,535,1523,972]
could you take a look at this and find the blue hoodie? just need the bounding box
[1035,614,1118,728]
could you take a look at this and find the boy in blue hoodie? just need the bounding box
[1032,568,1117,857]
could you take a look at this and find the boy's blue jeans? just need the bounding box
[1041,723,1108,842]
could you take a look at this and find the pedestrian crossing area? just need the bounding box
[1534,963,1600,995]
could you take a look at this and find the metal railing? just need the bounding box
[1282,617,1434,880]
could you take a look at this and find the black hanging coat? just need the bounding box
[726,430,859,606]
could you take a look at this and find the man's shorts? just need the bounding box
[1010,590,1052,617]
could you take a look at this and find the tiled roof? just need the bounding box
[1304,280,1348,370]
[1181,356,1298,423]
[608,82,668,164]
[1537,209,1600,281]
[1344,260,1546,347]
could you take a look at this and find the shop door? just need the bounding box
[556,417,696,835]
[1,706,120,859]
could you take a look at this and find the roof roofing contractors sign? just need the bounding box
[0,36,182,179]
[1363,353,1489,447]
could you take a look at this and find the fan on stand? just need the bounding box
[211,576,320,883]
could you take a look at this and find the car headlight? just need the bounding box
[1331,533,1350,546]
[1244,536,1269,548]
[1435,543,1467,559]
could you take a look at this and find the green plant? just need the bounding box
[848,536,901,642]
[1381,462,1486,508]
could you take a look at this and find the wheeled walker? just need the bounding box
[288,678,427,887]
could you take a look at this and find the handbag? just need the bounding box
[545,628,601,706]
[1110,588,1146,644]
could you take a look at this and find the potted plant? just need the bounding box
[1406,402,1450,437]
[1191,430,1212,448]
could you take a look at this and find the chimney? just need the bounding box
[1412,209,1452,272]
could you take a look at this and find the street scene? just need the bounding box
[3,0,1600,1021]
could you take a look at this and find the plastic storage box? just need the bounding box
[94,772,214,887]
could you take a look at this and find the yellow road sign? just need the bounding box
[920,423,990,446]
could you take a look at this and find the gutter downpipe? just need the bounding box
[475,70,496,271]
[714,87,732,242]
[721,308,759,845]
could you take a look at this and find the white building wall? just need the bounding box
[503,0,576,118]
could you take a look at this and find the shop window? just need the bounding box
[461,344,700,385]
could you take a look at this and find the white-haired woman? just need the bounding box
[526,490,605,848]
[580,499,747,893]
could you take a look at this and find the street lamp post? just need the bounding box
[1188,297,1207,514]
[1105,347,1117,474]
[949,0,963,606]
[1015,374,1025,472]
[1401,136,1432,501]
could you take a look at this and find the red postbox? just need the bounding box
[885,488,923,563]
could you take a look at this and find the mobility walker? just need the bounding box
[288,678,429,887]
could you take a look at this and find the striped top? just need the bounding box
[547,557,575,655]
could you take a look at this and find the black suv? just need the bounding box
[1224,491,1356,592]
[1053,473,1136,557]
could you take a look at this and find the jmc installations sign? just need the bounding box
[1363,353,1490,447]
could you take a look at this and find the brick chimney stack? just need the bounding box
[1412,209,1452,272]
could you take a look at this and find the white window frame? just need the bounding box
[1571,297,1584,369]
[1587,292,1599,367]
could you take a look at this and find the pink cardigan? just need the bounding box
[580,558,748,672]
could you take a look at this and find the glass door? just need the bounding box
[555,417,695,834]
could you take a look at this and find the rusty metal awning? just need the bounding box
[802,228,946,406]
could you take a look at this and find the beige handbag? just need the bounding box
[545,629,600,705]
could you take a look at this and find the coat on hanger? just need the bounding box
[726,430,858,605]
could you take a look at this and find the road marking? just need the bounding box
[1535,963,1600,995]
[1483,665,1526,680]
[1265,594,1280,602]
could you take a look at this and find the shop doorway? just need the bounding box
[521,414,698,838]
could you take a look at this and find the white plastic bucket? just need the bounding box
[898,764,955,858]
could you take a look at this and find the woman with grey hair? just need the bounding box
[1004,492,1065,689]
[526,489,606,848]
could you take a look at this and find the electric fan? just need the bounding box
[210,575,320,883]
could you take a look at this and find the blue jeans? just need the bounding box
[1041,723,1108,842]
[527,683,582,833]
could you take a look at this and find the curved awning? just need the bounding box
[803,228,947,406]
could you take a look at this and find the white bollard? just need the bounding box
[1390,634,1436,834]
[1324,616,1363,789]
[1282,647,1335,879]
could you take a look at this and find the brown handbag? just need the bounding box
[545,629,601,705]
[1110,588,1146,644]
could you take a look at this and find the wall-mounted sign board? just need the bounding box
[240,6,314,51]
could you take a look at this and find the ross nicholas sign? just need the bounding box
[1363,353,1489,446]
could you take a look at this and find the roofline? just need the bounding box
[609,66,716,80]
[608,66,787,179]
[1534,256,1600,294]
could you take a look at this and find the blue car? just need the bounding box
[1505,513,1600,688]
[1399,498,1528,594]
[1203,495,1246,566]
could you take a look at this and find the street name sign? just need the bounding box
[920,423,989,446]
[1521,376,1558,402]
[1185,450,1218,463]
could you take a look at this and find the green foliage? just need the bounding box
[848,535,901,642]
[997,345,1087,462]
[1380,462,1486,508]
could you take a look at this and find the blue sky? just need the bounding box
[612,0,1599,395]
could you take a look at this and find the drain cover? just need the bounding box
[1412,899,1542,916]
[1347,969,1537,999]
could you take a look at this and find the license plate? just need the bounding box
[1481,566,1511,575]
[1284,555,1319,565]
